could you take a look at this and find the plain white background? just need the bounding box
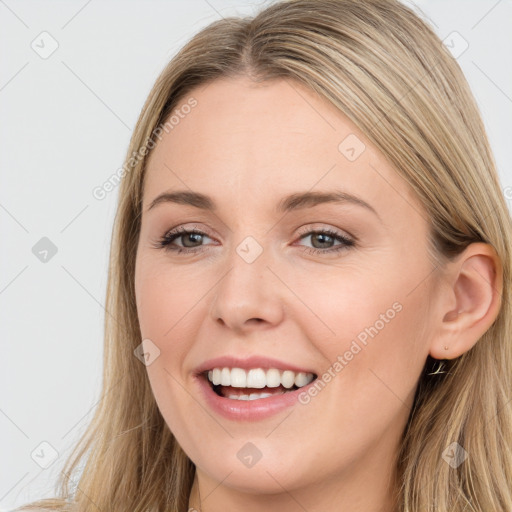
[1,0,511,509]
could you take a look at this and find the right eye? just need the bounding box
[155,226,215,254]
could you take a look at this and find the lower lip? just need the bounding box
[195,374,314,421]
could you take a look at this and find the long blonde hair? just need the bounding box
[17,0,512,510]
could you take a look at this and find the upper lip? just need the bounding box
[194,355,317,376]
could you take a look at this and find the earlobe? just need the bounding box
[429,242,503,360]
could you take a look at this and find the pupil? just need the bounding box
[184,233,202,247]
[313,233,333,248]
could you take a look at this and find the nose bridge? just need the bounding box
[209,235,285,330]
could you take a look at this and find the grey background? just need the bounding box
[1,0,511,509]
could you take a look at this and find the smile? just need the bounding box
[194,356,319,420]
[206,367,316,400]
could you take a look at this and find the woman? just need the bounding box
[18,0,512,510]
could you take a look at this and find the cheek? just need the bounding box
[316,274,430,425]
[306,264,430,408]
[135,260,203,341]
[134,262,195,406]
[134,259,219,425]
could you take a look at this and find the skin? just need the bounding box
[134,76,502,511]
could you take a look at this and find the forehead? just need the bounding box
[143,77,422,224]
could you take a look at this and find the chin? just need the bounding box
[193,442,316,495]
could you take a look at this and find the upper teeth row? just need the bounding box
[207,367,314,389]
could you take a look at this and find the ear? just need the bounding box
[429,242,503,360]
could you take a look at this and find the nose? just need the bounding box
[209,242,286,334]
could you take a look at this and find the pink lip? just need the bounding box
[195,373,317,421]
[192,355,318,422]
[194,355,315,375]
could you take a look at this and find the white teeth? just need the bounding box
[266,368,281,387]
[247,368,267,388]
[206,366,315,390]
[212,368,221,385]
[281,370,295,389]
[227,391,280,401]
[231,368,247,387]
[294,372,310,387]
[220,367,231,386]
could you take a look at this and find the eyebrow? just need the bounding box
[146,189,380,219]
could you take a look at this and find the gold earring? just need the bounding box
[427,359,447,376]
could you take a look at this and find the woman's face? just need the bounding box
[135,77,438,501]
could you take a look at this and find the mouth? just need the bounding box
[203,367,318,401]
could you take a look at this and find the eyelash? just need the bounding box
[153,225,355,256]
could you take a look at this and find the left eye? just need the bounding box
[295,229,355,254]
